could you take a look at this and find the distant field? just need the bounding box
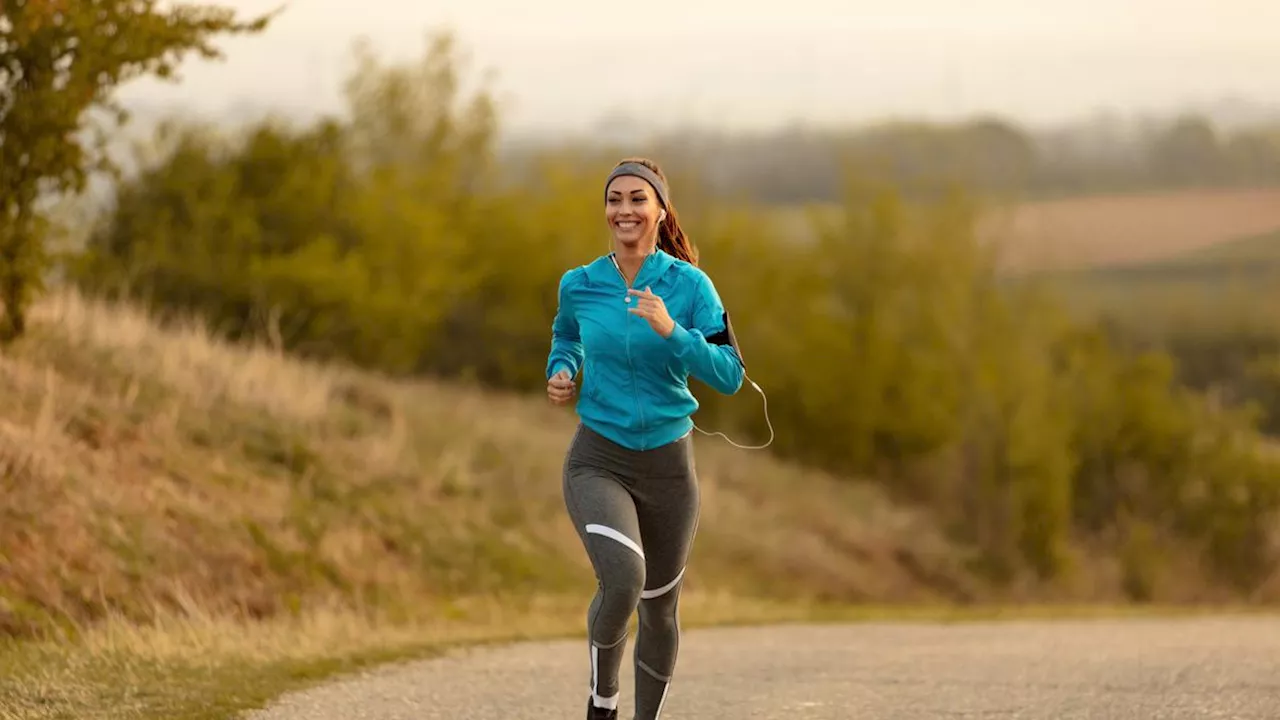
[983,186,1280,272]
[758,186,1280,275]
[1043,229,1280,334]
[757,186,1280,333]
[1066,229,1280,281]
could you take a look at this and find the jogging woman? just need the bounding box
[546,157,745,720]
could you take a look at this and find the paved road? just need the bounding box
[246,617,1280,719]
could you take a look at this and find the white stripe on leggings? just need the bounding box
[641,567,685,599]
[585,524,645,559]
[590,645,619,709]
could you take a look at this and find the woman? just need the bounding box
[545,157,745,720]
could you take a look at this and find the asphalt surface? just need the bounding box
[245,616,1280,719]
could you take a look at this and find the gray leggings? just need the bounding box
[562,423,700,720]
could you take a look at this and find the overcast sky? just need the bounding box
[116,0,1280,136]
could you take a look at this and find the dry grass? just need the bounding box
[3,288,984,628]
[4,288,1268,718]
[0,287,999,717]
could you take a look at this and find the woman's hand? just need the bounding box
[627,286,675,338]
[547,369,576,406]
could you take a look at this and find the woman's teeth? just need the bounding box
[616,221,639,229]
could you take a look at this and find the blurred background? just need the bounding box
[5,0,1280,656]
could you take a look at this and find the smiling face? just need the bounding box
[606,175,664,252]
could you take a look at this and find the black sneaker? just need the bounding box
[587,698,618,720]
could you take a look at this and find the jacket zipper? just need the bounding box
[610,253,649,448]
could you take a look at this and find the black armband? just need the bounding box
[704,311,746,369]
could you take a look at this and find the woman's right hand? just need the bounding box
[547,369,576,406]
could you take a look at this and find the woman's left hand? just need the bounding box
[628,286,676,338]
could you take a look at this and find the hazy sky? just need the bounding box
[117,0,1280,135]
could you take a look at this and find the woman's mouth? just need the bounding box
[615,220,640,230]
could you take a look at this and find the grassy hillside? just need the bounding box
[1,288,993,642]
[0,287,1002,717]
[8,288,1272,717]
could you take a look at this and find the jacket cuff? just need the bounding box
[665,322,694,355]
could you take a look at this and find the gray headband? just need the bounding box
[604,162,669,209]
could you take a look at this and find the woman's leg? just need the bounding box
[630,434,700,720]
[563,428,647,716]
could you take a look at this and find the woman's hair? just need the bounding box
[612,157,699,267]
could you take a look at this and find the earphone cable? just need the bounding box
[692,373,774,450]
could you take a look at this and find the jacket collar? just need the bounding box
[585,247,676,288]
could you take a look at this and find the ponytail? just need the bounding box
[657,203,698,266]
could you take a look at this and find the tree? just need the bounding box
[0,0,275,343]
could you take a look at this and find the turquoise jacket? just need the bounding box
[546,248,745,451]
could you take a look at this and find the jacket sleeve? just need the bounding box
[546,269,584,380]
[664,271,745,395]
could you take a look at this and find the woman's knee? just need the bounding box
[584,525,647,607]
[599,560,645,610]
